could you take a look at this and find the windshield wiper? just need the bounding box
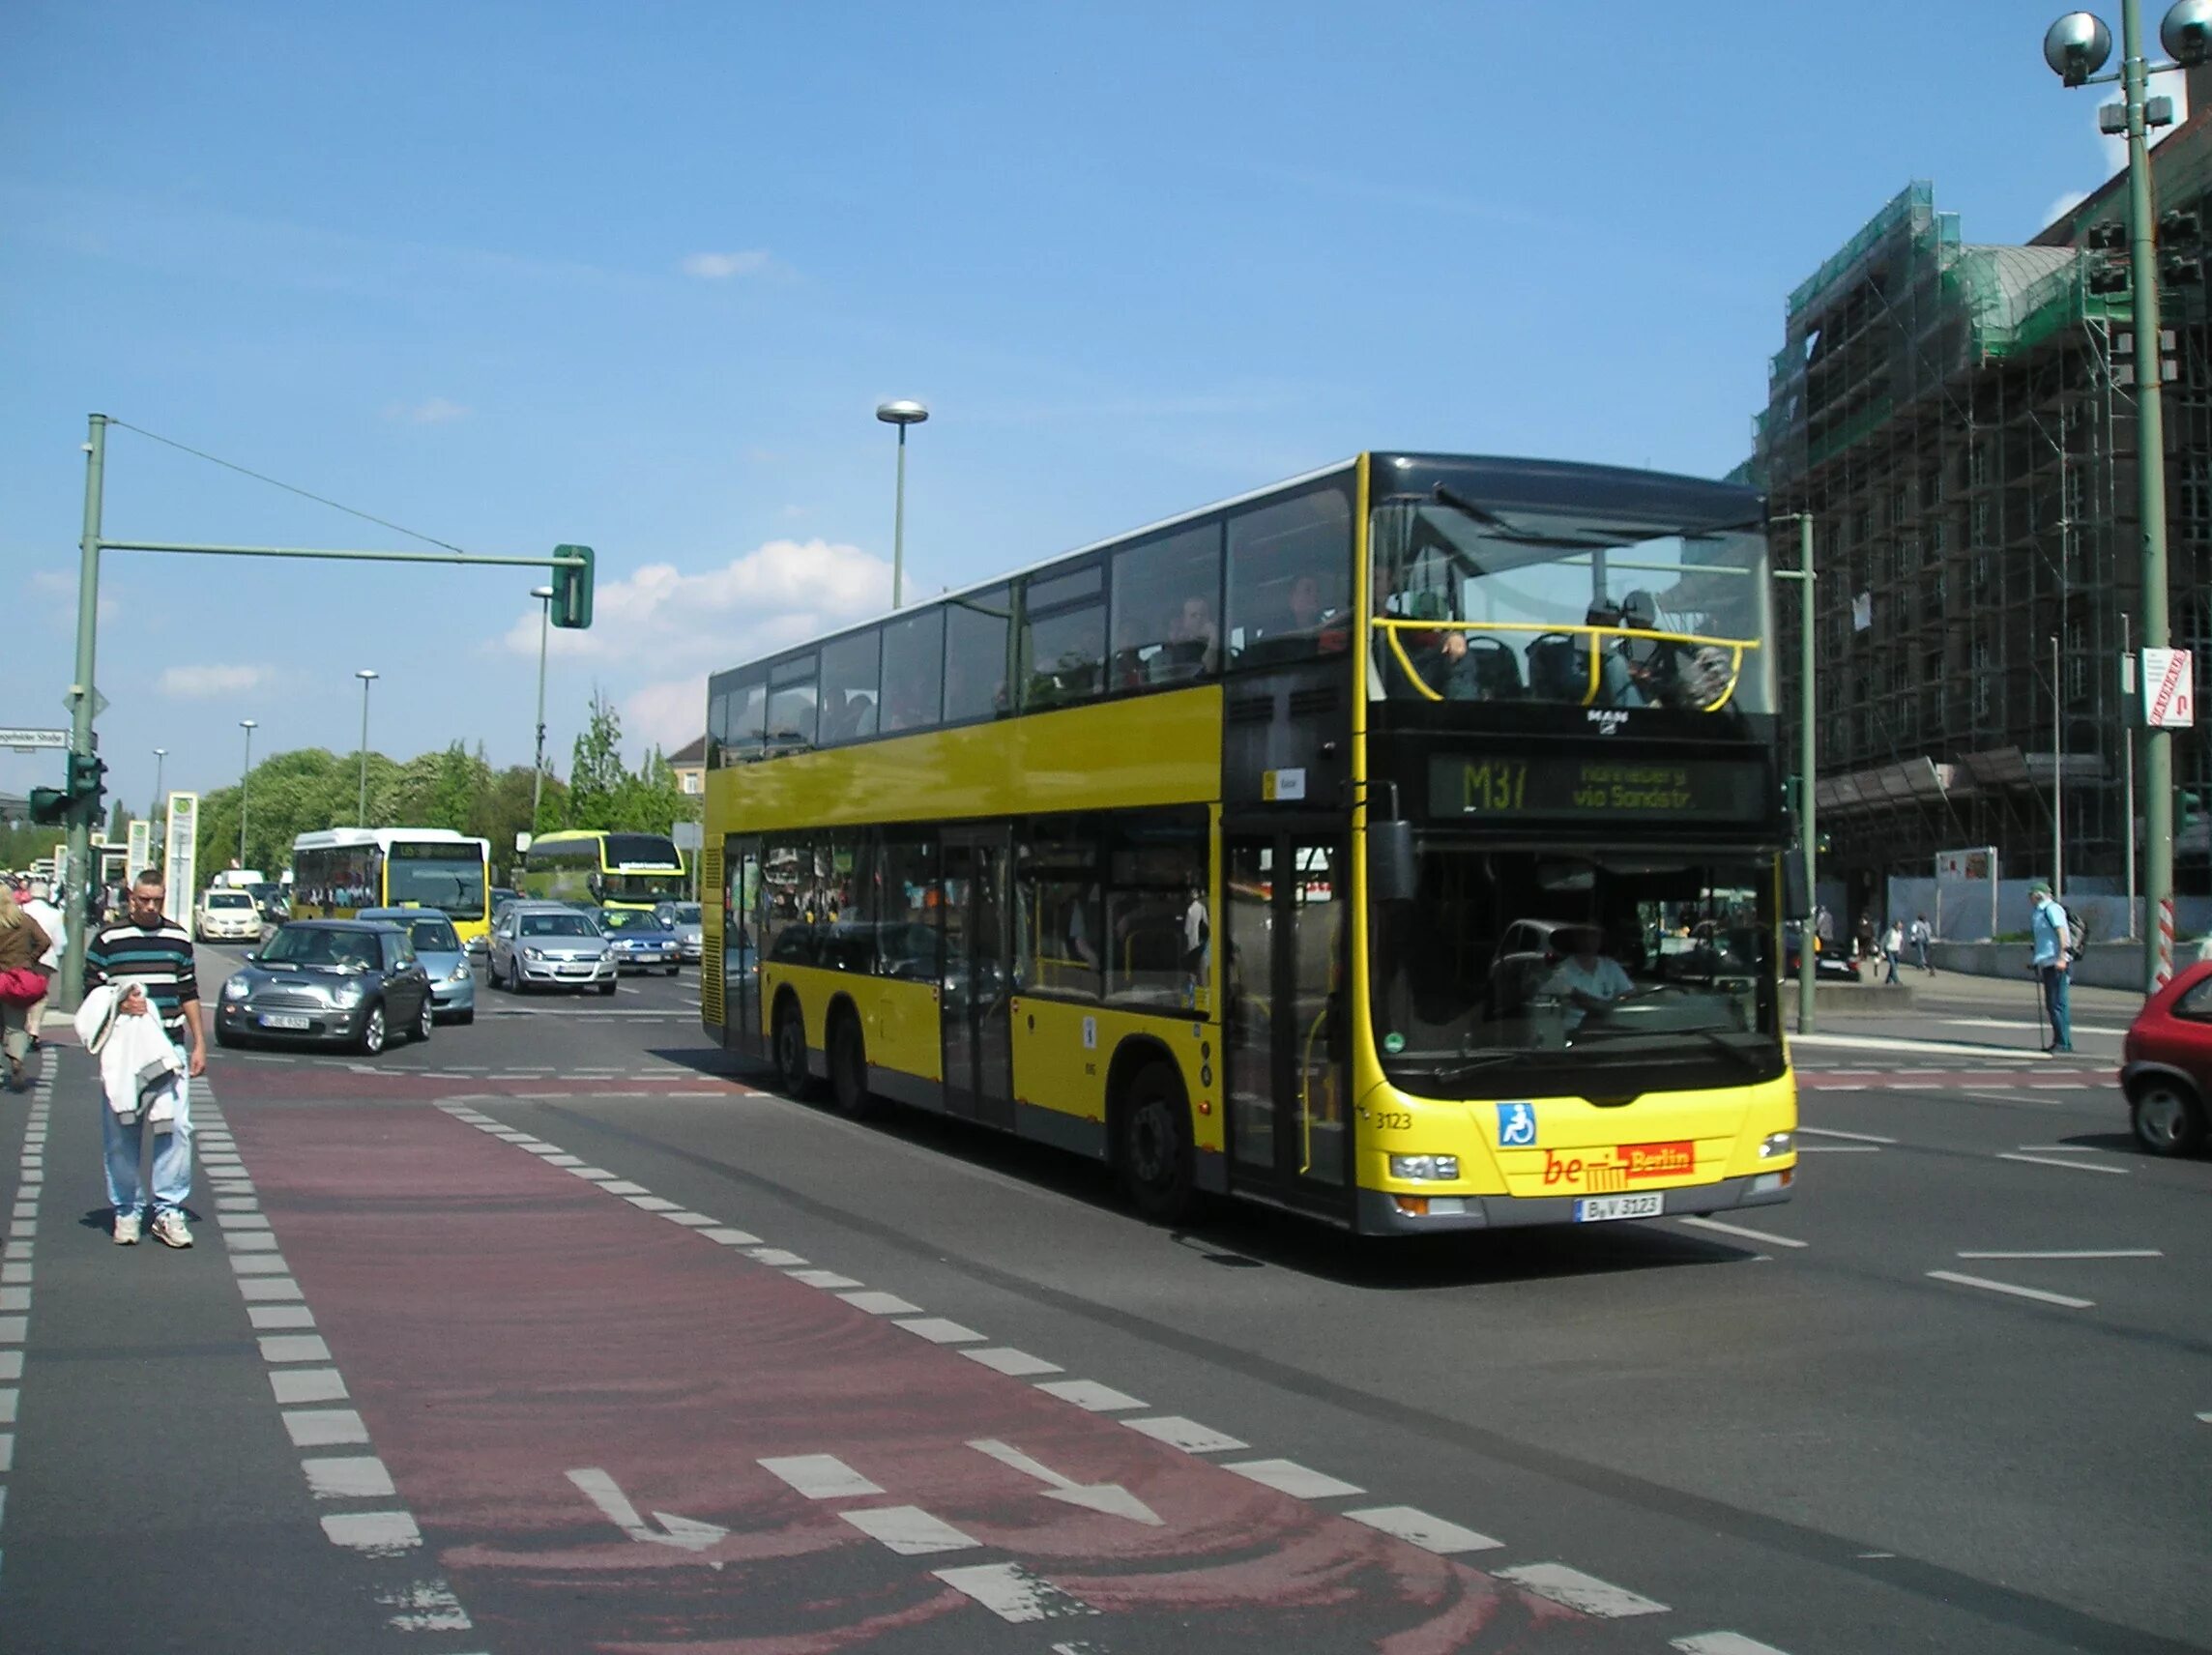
[1569,1026,1772,1075]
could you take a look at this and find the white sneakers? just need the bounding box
[112,1210,141,1245]
[150,1211,193,1249]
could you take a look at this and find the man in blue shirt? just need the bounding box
[2028,882,2074,1054]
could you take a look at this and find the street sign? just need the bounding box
[0,726,68,751]
[58,685,109,718]
[2144,647,2196,729]
[671,820,703,853]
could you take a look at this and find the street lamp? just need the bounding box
[2043,0,2212,987]
[1775,514,1818,1033]
[151,746,166,837]
[355,669,379,827]
[876,398,929,608]
[530,584,554,835]
[238,718,257,872]
[2052,635,2065,898]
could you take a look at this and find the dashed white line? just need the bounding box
[304,1456,399,1499]
[1797,1126,1897,1145]
[1121,1415,1247,1453]
[1495,1562,1669,1617]
[1996,1152,2127,1176]
[1673,1634,1795,1655]
[270,1368,350,1405]
[1926,1270,2094,1309]
[840,1291,923,1316]
[787,1269,864,1289]
[283,1408,370,1447]
[1035,1379,1146,1412]
[934,1560,1097,1622]
[1957,1249,2160,1261]
[840,1504,977,1554]
[962,1347,1064,1378]
[895,1317,984,1345]
[759,1454,885,1499]
[1679,1217,1808,1249]
[320,1510,423,1555]
[1222,1458,1363,1498]
[1343,1505,1502,1553]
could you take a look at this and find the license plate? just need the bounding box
[1574,1192,1664,1223]
[260,1013,312,1031]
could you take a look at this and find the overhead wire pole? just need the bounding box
[1774,512,1819,1035]
[53,415,594,1008]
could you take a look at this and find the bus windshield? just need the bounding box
[1367,497,1773,713]
[385,853,487,920]
[604,872,684,903]
[1368,843,1782,1095]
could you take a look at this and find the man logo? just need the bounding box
[1586,709,1628,736]
[1497,1101,1537,1147]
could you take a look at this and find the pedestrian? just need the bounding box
[16,880,65,1051]
[1854,912,1876,964]
[0,887,54,1092]
[1882,917,1905,984]
[1910,913,1934,973]
[2028,881,2074,1055]
[83,869,207,1246]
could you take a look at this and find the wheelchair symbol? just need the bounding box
[1497,1102,1537,1147]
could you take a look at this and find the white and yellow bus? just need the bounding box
[291,828,493,948]
[519,829,686,912]
[699,451,1797,1233]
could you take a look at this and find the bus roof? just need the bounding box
[291,828,488,854]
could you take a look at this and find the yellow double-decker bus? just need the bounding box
[519,829,687,911]
[700,452,1798,1233]
[291,828,493,947]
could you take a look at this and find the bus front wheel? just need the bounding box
[1119,1060,1196,1224]
[773,1001,817,1099]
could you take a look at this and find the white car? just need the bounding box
[195,887,264,943]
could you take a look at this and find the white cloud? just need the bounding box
[2045,189,2090,229]
[680,249,773,279]
[387,395,469,424]
[159,663,270,699]
[28,567,117,624]
[625,676,711,753]
[500,537,891,675]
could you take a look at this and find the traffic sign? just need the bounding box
[2144,647,2196,729]
[1,726,68,751]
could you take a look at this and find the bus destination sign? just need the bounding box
[388,841,474,860]
[1429,754,1766,823]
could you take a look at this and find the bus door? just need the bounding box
[1225,829,1352,1209]
[721,834,762,1058]
[942,827,1014,1129]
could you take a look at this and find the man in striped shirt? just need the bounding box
[84,869,207,1248]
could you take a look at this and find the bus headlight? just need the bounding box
[1389,1154,1461,1181]
[1759,1131,1794,1159]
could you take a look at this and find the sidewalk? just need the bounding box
[1800,962,2136,1059]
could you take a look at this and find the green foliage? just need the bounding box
[564,691,691,836]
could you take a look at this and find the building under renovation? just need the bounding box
[1746,101,2212,931]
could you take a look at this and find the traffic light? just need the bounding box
[29,752,106,826]
[69,750,106,806]
[27,787,69,826]
[551,543,595,629]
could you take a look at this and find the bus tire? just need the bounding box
[773,998,817,1099]
[1117,1059,1196,1225]
[828,1006,878,1118]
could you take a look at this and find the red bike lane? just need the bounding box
[229,1100,1617,1653]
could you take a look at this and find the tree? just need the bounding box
[566,692,630,829]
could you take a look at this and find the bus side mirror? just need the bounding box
[1369,820,1417,904]
[1783,848,1810,919]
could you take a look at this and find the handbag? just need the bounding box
[0,966,47,1006]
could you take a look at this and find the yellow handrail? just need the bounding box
[1370,617,1756,711]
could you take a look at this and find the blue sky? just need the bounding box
[0,1,2165,815]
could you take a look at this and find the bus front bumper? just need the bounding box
[1357,1169,1795,1235]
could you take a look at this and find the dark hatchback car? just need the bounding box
[2120,959,2212,1156]
[214,918,436,1056]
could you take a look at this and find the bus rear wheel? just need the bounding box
[829,1009,877,1118]
[1118,1060,1196,1224]
[773,1001,816,1099]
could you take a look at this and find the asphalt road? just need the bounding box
[0,944,2204,1653]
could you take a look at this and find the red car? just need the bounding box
[2119,959,2212,1156]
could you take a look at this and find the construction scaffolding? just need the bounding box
[1745,152,2212,927]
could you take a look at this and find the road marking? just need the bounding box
[934,1560,1097,1622]
[303,1455,397,1499]
[1221,1458,1364,1499]
[1673,1635,1795,1655]
[1679,1217,1808,1249]
[840,1291,923,1316]
[1797,1126,1897,1145]
[284,1408,370,1446]
[232,1255,290,1275]
[1035,1379,1147,1412]
[320,1511,423,1555]
[1926,1270,2094,1309]
[1496,1562,1669,1617]
[2197,1411,2212,1424]
[1957,1250,2160,1261]
[962,1346,1063,1378]
[567,1466,729,1552]
[239,1277,306,1301]
[2014,1144,2097,1152]
[597,1180,651,1195]
[1997,1152,2127,1176]
[895,1317,984,1344]
[759,1454,884,1499]
[270,1368,350,1405]
[1121,1415,1247,1453]
[840,1504,977,1554]
[1795,1143,1878,1151]
[786,1269,864,1289]
[623,1196,683,1212]
[700,1228,764,1246]
[971,1437,1163,1524]
[662,1211,720,1227]
[1342,1504,1501,1553]
[746,1247,808,1266]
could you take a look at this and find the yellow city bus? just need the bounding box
[699,452,1798,1233]
[291,828,493,947]
[520,829,686,912]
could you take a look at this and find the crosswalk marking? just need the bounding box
[1496,1562,1669,1617]
[1342,1505,1501,1553]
